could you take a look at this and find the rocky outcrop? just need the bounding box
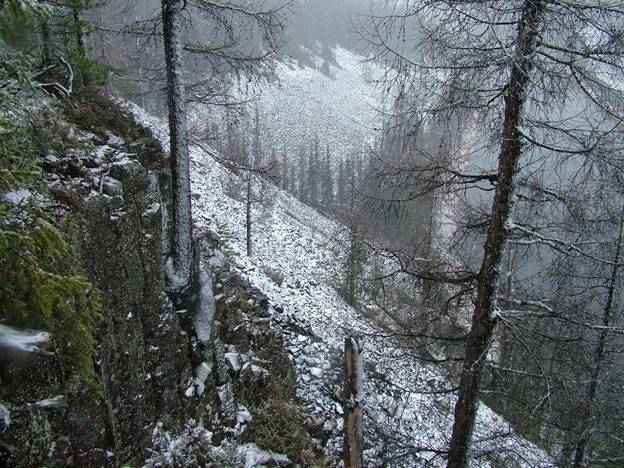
[0,89,327,467]
[0,90,198,467]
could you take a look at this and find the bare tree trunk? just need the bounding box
[99,4,106,63]
[41,20,52,66]
[162,0,193,293]
[246,174,252,256]
[572,212,624,467]
[343,337,363,468]
[446,2,545,466]
[72,7,87,85]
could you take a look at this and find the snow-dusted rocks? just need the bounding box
[237,443,290,467]
[240,363,270,384]
[224,352,243,374]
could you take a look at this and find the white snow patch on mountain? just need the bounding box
[255,47,383,157]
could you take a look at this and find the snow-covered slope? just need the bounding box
[129,102,554,466]
[257,47,382,156]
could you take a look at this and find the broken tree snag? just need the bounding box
[343,336,364,468]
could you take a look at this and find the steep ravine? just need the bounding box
[0,89,321,467]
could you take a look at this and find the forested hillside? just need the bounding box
[2,1,624,467]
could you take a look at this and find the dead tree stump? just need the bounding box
[343,336,363,467]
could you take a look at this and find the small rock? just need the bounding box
[110,158,143,180]
[224,352,242,373]
[237,405,252,425]
[101,176,123,196]
[41,154,59,167]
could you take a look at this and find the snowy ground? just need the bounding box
[257,47,381,157]
[128,100,555,466]
[206,47,383,161]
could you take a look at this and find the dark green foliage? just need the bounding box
[0,1,42,52]
[0,215,101,381]
[1,0,109,93]
[338,225,366,307]
[0,96,101,383]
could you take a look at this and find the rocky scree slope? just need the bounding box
[131,101,556,467]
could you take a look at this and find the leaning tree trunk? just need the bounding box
[246,174,252,256]
[572,212,624,467]
[446,2,545,467]
[161,0,193,293]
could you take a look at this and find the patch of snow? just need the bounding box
[0,403,9,433]
[208,250,227,270]
[106,132,125,148]
[224,352,242,373]
[143,202,161,217]
[193,270,215,345]
[146,419,213,467]
[254,47,383,159]
[237,443,290,468]
[236,406,252,425]
[27,395,65,409]
[43,154,59,164]
[0,323,49,354]
[3,188,31,205]
[194,361,213,397]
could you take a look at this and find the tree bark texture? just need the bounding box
[161,0,193,293]
[72,7,87,85]
[246,175,252,256]
[343,337,364,468]
[446,2,545,467]
[41,20,52,66]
